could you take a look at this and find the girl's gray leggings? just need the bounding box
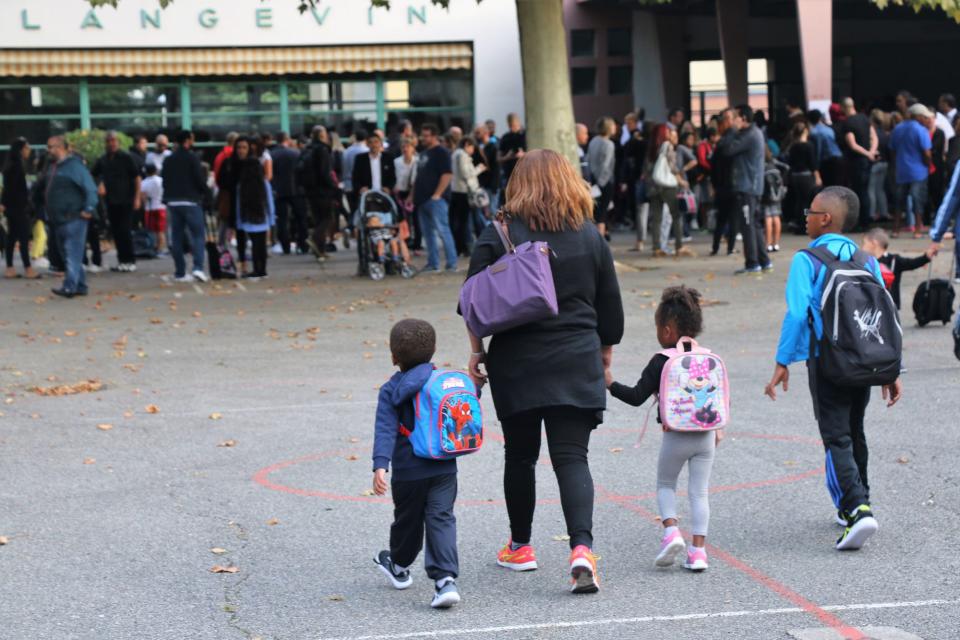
[657,430,716,536]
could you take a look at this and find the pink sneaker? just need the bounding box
[683,547,709,571]
[654,529,686,567]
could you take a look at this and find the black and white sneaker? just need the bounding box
[836,505,878,550]
[430,578,460,609]
[373,550,412,589]
[834,509,849,526]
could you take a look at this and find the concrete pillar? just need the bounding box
[716,0,748,106]
[656,14,689,117]
[796,0,832,113]
[632,11,666,121]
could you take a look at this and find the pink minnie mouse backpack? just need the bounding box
[658,337,730,431]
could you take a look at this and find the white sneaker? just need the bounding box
[174,274,194,283]
[270,243,284,255]
[126,263,137,272]
[32,257,50,269]
[191,270,209,283]
[85,264,103,274]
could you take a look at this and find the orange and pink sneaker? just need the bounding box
[569,544,599,593]
[496,540,539,571]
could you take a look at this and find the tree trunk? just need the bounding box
[515,0,579,166]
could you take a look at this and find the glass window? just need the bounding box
[0,84,80,116]
[570,29,595,58]
[88,83,180,115]
[607,28,632,57]
[609,66,632,96]
[191,114,282,143]
[0,118,82,146]
[287,80,377,112]
[191,82,281,113]
[571,67,596,96]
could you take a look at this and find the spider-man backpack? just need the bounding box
[399,370,483,459]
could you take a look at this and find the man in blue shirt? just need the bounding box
[807,110,843,187]
[889,104,933,235]
[765,186,902,551]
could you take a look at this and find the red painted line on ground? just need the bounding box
[597,486,866,640]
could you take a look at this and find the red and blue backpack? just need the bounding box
[399,369,484,459]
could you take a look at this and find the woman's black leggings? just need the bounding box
[4,209,31,269]
[249,231,267,276]
[500,406,598,549]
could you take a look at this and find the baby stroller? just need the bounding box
[356,190,415,281]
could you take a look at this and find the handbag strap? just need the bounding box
[492,215,516,254]
[926,260,933,286]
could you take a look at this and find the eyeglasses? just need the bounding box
[803,209,829,217]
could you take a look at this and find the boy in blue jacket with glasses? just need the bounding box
[765,186,902,551]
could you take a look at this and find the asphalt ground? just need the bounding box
[1,230,958,640]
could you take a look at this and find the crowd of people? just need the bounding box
[576,92,960,279]
[2,91,959,297]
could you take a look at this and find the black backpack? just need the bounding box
[296,144,318,191]
[803,246,902,386]
[912,264,955,326]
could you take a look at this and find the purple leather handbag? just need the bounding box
[459,221,558,338]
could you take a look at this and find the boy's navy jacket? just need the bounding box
[372,362,457,482]
[776,233,883,366]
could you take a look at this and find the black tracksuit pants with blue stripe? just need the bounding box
[808,361,871,514]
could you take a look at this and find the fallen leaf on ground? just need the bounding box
[345,455,359,461]
[327,595,344,601]
[122,411,134,419]
[145,404,160,414]
[31,379,103,396]
[348,437,359,443]
[218,439,237,447]
[609,447,624,453]
[360,489,376,497]
[210,547,228,555]
[192,311,202,318]
[210,565,239,574]
[362,352,373,359]
[897,456,910,464]
[30,413,40,419]
[4,398,13,405]
[266,518,280,526]
[34,296,47,305]
[96,423,114,431]
[551,535,570,542]
[64,330,78,337]
[149,318,163,324]
[0,536,8,545]
[83,457,96,465]
[209,412,223,420]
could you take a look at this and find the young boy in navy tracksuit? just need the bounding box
[765,186,902,551]
[371,318,460,609]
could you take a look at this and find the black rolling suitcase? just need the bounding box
[912,263,955,326]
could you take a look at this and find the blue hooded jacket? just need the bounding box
[372,362,457,482]
[776,233,883,366]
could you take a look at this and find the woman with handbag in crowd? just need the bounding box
[587,117,616,241]
[451,137,485,257]
[462,149,624,594]
[233,137,276,279]
[393,136,420,252]
[645,124,693,257]
[676,130,700,242]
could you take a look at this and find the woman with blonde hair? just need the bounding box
[463,149,624,595]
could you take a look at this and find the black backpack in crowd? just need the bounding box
[912,263,955,326]
[295,144,318,191]
[803,246,902,387]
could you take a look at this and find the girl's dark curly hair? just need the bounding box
[655,285,703,338]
